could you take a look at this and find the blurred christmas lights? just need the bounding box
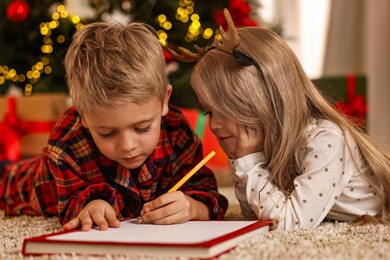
[1,1,218,95]
[157,0,215,45]
[0,4,83,96]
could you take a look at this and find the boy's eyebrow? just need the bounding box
[92,116,157,129]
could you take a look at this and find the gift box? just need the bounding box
[180,108,229,170]
[313,74,367,127]
[0,93,69,159]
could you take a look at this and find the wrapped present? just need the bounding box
[0,93,69,160]
[180,108,229,169]
[313,74,367,127]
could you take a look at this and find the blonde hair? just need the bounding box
[191,27,390,222]
[64,22,169,113]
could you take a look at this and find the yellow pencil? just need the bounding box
[168,150,216,192]
[137,150,216,223]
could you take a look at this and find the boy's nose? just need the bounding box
[119,134,137,152]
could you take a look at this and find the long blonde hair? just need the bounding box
[190,27,390,222]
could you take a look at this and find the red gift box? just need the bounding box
[180,108,229,170]
[0,93,69,160]
[313,74,367,127]
[334,74,367,127]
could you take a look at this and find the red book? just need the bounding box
[22,219,272,259]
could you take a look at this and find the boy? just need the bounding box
[0,22,228,231]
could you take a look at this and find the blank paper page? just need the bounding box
[47,220,258,244]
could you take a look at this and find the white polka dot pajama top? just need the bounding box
[229,118,381,230]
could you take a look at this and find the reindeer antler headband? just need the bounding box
[165,8,258,67]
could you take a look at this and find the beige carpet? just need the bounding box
[2,187,390,259]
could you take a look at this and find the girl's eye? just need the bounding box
[135,125,152,133]
[203,111,212,117]
[99,131,116,139]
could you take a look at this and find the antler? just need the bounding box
[163,8,239,62]
[164,44,205,62]
[214,8,239,53]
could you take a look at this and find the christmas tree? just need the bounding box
[0,0,259,108]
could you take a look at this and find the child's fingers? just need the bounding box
[235,125,263,158]
[63,218,81,231]
[238,125,256,140]
[150,210,186,225]
[90,214,108,231]
[79,217,93,231]
[139,205,150,218]
[143,192,177,211]
[143,201,180,222]
[142,192,190,223]
[105,210,121,228]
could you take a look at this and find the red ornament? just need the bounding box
[6,0,30,23]
[163,49,174,63]
[214,0,258,30]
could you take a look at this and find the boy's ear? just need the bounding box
[80,114,89,129]
[162,84,172,116]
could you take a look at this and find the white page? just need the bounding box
[47,220,258,244]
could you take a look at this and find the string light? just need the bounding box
[158,0,214,45]
[2,1,216,94]
[0,4,84,96]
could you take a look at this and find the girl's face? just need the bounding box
[81,93,170,169]
[196,95,240,159]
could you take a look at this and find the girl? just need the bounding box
[170,9,390,230]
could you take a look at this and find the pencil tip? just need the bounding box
[137,218,143,224]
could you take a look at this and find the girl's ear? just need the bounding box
[162,84,172,116]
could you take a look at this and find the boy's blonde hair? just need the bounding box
[65,22,169,113]
[191,27,390,223]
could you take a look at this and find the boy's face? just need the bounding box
[81,87,171,169]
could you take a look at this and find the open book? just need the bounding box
[22,219,271,258]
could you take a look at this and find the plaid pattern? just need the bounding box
[0,106,228,224]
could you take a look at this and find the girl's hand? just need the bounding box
[63,199,120,231]
[233,125,264,159]
[139,191,209,224]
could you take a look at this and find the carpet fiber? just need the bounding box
[2,205,390,259]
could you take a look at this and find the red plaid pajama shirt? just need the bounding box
[0,105,228,224]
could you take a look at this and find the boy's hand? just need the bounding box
[63,199,120,231]
[139,191,209,224]
[233,125,264,159]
